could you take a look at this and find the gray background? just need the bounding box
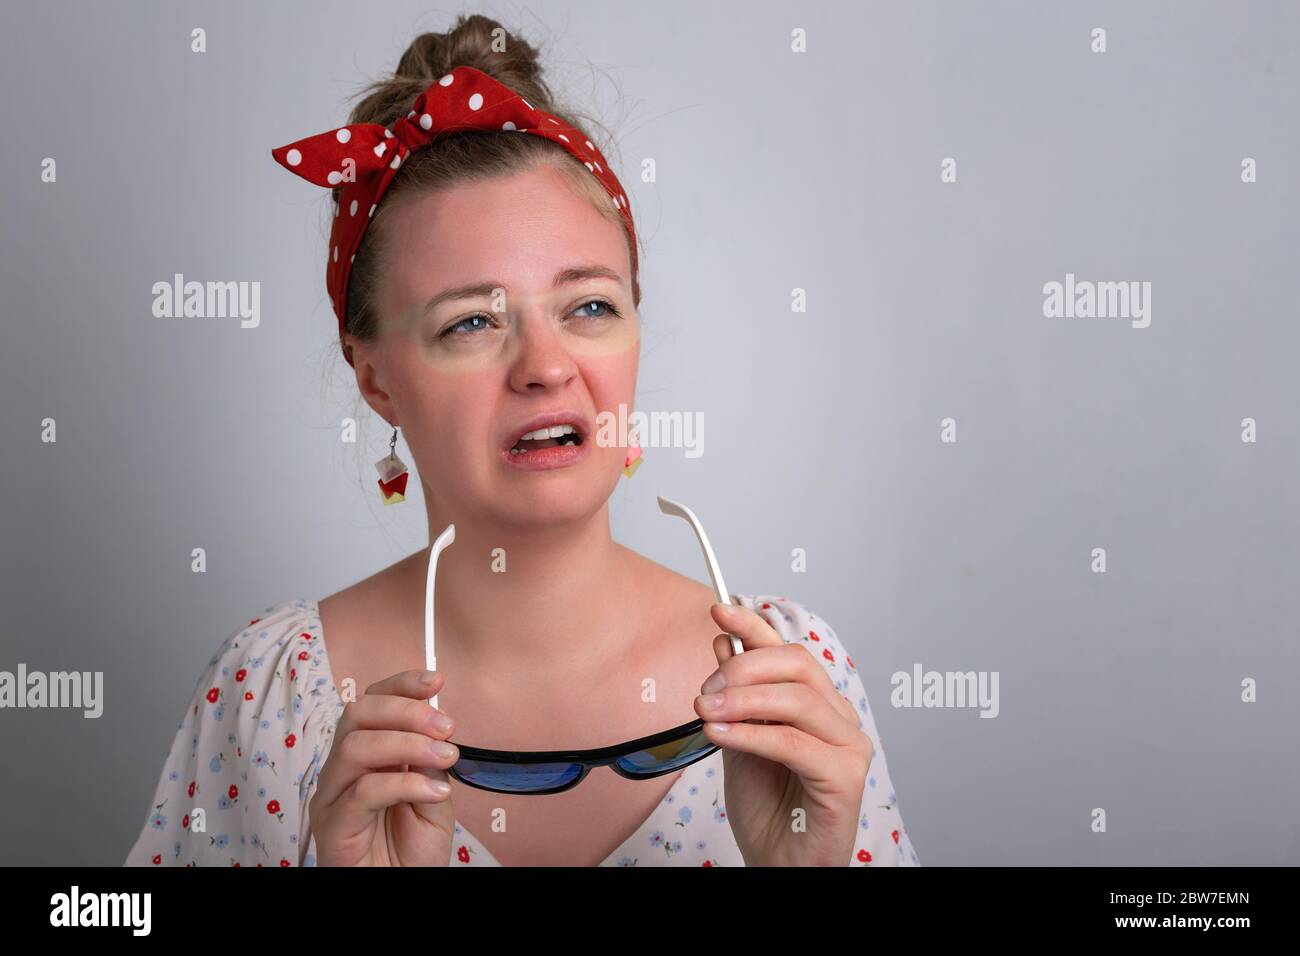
[1,0,1296,865]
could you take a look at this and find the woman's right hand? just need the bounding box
[309,669,459,866]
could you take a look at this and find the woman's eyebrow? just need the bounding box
[421,265,623,314]
[551,264,622,287]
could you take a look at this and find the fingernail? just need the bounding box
[713,602,735,616]
[699,694,725,710]
[419,670,438,685]
[426,710,453,733]
[426,778,451,796]
[700,670,726,695]
[705,722,730,734]
[429,740,457,760]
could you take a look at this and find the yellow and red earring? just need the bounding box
[375,426,410,505]
[622,441,643,478]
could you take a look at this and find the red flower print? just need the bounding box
[205,688,219,704]
[846,655,855,671]
[280,859,291,867]
[151,854,161,865]
[858,849,872,863]
[297,651,310,662]
[761,603,771,609]
[891,829,900,844]
[284,733,297,749]
[244,691,254,701]
[289,668,296,681]
[457,845,470,863]
[187,780,196,798]
[235,668,247,683]
[228,784,239,799]
[809,629,820,641]
[822,648,835,662]
[181,814,190,829]
[267,799,281,815]
[300,632,313,641]
[248,618,261,626]
[702,860,713,867]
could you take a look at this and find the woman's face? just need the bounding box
[350,163,640,529]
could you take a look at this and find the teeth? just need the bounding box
[509,422,583,455]
[518,423,576,442]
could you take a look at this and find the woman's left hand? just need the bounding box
[695,602,873,866]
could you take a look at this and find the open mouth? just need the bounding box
[508,423,585,455]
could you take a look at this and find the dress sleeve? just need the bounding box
[738,594,921,867]
[124,600,342,867]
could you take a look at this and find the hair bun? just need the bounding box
[348,14,556,128]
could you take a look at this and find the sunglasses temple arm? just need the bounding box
[425,522,456,709]
[656,496,744,656]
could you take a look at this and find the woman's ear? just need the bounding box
[348,336,398,426]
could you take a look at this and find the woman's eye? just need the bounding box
[438,313,493,339]
[572,299,622,321]
[436,301,620,341]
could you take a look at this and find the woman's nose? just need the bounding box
[506,311,579,392]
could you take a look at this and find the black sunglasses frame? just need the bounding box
[447,718,719,795]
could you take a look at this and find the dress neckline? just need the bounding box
[301,597,719,866]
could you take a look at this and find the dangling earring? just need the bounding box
[622,441,643,478]
[375,426,410,505]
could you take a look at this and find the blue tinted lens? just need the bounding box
[453,758,584,793]
[616,729,714,776]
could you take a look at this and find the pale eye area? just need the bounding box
[421,295,630,347]
[563,297,624,331]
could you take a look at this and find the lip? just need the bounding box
[502,409,593,452]
[501,438,592,472]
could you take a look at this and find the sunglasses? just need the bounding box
[423,495,744,795]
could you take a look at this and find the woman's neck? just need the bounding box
[408,500,640,689]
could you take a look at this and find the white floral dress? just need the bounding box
[124,594,920,867]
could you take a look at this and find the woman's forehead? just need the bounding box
[391,167,624,256]
[380,170,631,308]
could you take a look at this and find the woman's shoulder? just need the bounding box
[217,598,332,677]
[730,593,866,714]
[124,598,343,866]
[184,599,340,726]
[730,593,846,654]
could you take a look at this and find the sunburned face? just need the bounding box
[350,162,641,528]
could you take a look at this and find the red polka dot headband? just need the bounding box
[270,65,638,367]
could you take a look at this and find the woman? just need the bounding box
[124,14,919,867]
